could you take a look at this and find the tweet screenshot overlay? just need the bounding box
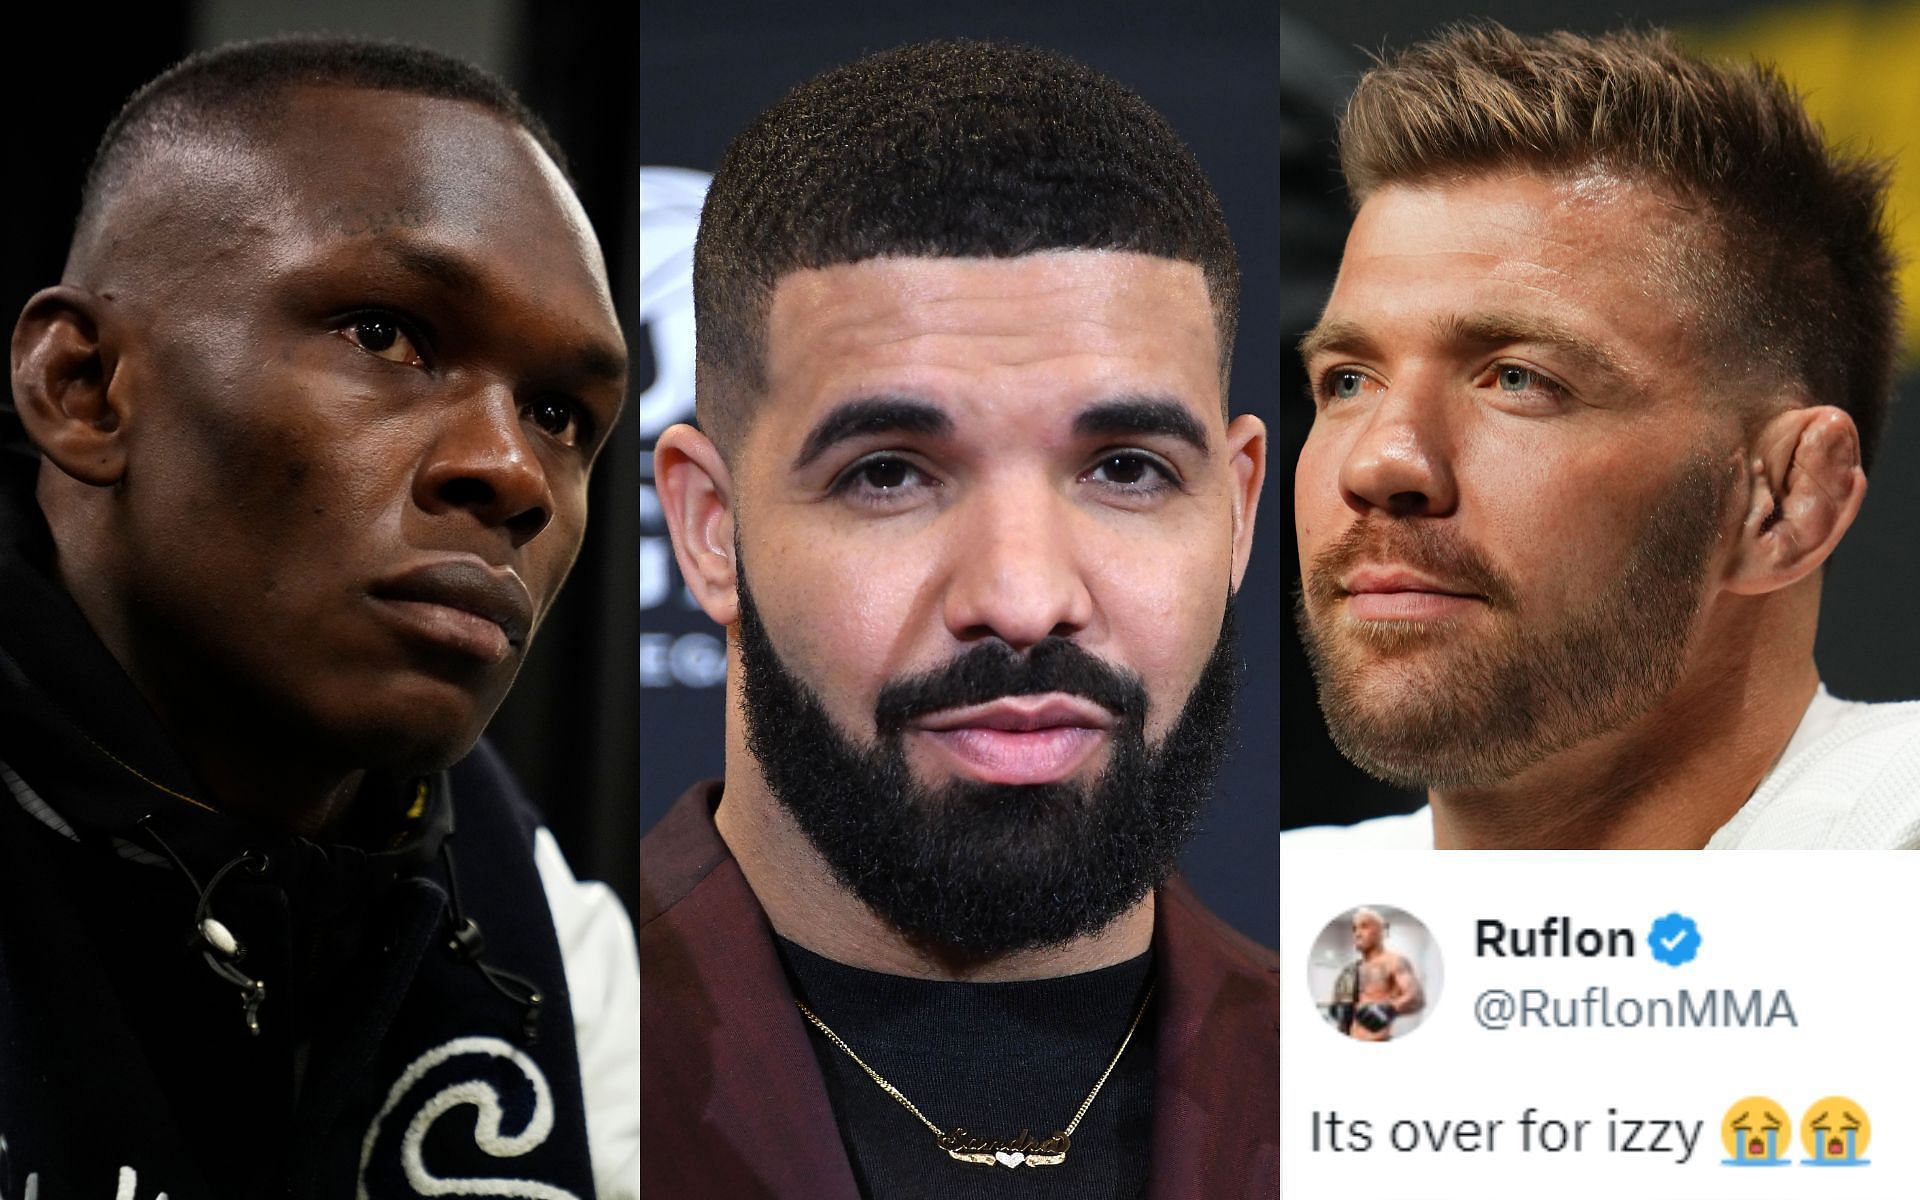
[1280,851,1916,1199]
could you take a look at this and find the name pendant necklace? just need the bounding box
[795,980,1154,1170]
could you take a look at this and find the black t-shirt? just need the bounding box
[777,937,1155,1200]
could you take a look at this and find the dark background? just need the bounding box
[1,0,640,911]
[638,0,1283,946]
[1279,1,1920,830]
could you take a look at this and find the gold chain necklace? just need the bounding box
[795,979,1154,1170]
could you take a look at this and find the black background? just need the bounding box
[1,0,640,911]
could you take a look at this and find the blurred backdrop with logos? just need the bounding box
[639,0,1284,946]
[1279,0,1920,831]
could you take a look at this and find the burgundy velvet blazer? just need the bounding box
[640,782,1278,1198]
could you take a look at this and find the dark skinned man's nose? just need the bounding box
[416,383,554,546]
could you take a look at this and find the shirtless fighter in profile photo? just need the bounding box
[1330,908,1423,1041]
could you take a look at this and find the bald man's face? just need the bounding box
[67,86,626,771]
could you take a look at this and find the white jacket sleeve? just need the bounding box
[534,827,640,1200]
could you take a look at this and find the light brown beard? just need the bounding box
[1297,455,1732,790]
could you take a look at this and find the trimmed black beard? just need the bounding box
[736,569,1239,960]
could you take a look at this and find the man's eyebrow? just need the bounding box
[1298,313,1629,387]
[378,240,487,295]
[565,340,628,387]
[1437,312,1628,384]
[1073,396,1210,457]
[793,396,953,470]
[1297,318,1376,364]
[368,240,627,385]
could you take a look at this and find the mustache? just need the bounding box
[874,637,1149,735]
[1305,519,1517,610]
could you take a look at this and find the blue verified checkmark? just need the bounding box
[1649,912,1702,966]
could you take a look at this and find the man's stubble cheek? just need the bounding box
[1305,456,1731,789]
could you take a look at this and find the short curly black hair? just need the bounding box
[692,39,1240,459]
[75,35,569,243]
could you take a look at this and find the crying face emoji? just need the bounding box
[1720,1096,1790,1165]
[1800,1096,1871,1165]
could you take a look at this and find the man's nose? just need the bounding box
[1336,376,1458,518]
[415,381,554,546]
[940,483,1093,650]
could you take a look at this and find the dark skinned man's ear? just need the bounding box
[1725,405,1865,596]
[652,422,740,626]
[10,286,125,487]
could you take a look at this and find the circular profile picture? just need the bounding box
[1308,905,1444,1042]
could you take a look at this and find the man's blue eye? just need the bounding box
[1334,371,1365,399]
[1498,366,1537,391]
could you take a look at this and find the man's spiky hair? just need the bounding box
[1339,23,1901,470]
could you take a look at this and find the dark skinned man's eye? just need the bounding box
[526,396,583,445]
[338,316,423,367]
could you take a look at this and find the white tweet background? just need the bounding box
[1281,850,1918,1199]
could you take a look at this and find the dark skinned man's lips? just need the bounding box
[1340,565,1484,621]
[368,559,534,665]
[907,694,1114,785]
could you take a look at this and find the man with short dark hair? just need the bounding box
[642,40,1277,1198]
[1288,23,1919,850]
[0,37,636,1197]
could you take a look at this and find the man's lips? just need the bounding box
[912,695,1114,733]
[1339,566,1482,621]
[908,694,1113,784]
[368,559,534,664]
